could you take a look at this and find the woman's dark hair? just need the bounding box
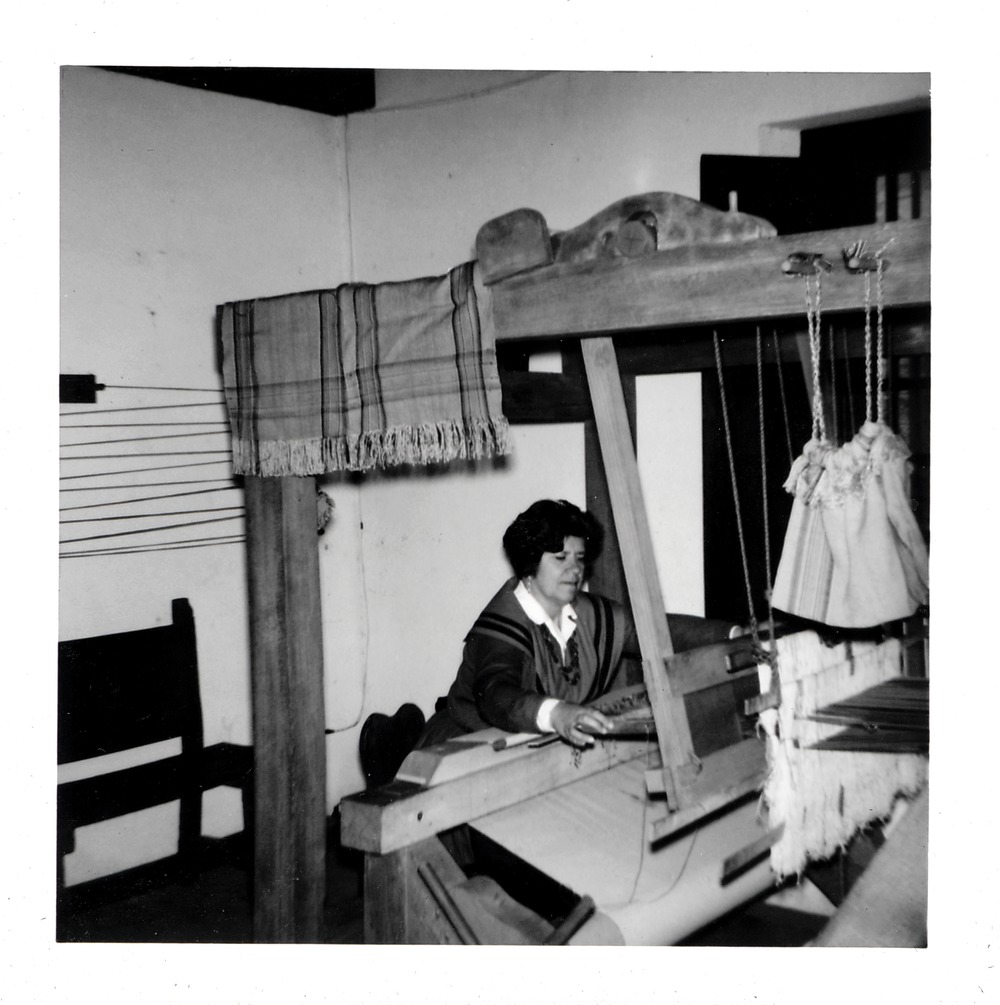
[502,499,605,580]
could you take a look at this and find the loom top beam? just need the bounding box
[489,219,929,343]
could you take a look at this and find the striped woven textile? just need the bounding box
[219,261,510,476]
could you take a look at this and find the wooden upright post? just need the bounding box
[244,475,327,942]
[582,337,695,806]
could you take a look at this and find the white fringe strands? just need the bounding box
[231,416,512,476]
[759,630,928,878]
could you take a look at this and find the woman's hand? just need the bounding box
[549,702,615,748]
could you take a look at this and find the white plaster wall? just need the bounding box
[59,66,351,882]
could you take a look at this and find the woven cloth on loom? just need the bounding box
[758,630,928,878]
[218,261,511,475]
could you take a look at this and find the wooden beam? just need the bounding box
[615,316,930,376]
[244,475,326,943]
[582,337,695,807]
[584,368,636,608]
[665,637,762,697]
[340,731,647,855]
[491,219,929,342]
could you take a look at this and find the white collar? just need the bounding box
[513,580,578,651]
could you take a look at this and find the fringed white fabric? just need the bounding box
[759,630,928,878]
[232,417,511,477]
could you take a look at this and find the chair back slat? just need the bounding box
[58,598,203,764]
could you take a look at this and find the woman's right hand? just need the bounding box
[549,702,614,748]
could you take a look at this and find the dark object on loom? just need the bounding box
[359,703,426,788]
[807,677,928,753]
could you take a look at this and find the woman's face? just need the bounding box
[529,535,586,619]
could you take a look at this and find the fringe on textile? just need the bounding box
[758,630,928,878]
[231,417,512,476]
[784,420,914,510]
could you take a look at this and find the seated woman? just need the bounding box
[419,498,735,750]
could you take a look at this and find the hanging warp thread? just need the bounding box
[770,253,929,628]
[758,629,928,878]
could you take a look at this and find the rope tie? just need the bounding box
[864,270,874,421]
[804,271,827,442]
[875,254,887,425]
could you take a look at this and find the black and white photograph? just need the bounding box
[4,7,997,1003]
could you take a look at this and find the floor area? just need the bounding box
[56,818,831,946]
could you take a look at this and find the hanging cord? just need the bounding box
[61,450,231,460]
[626,736,656,904]
[713,331,759,644]
[60,505,244,526]
[100,384,225,394]
[61,430,232,447]
[62,477,235,492]
[324,486,370,733]
[804,271,827,442]
[61,402,226,417]
[61,513,244,545]
[864,270,874,421]
[826,324,838,444]
[841,326,857,434]
[857,239,894,425]
[61,485,240,512]
[60,535,246,559]
[61,421,231,429]
[61,459,233,481]
[875,254,887,425]
[771,330,795,469]
[756,329,777,660]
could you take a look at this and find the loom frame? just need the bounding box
[242,215,930,942]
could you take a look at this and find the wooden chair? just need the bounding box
[57,598,253,906]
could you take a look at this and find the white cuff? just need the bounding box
[536,697,561,732]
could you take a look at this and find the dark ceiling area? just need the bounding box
[99,67,377,117]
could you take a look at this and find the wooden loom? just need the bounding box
[242,212,930,942]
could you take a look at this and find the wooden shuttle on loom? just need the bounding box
[334,204,930,944]
[240,186,930,941]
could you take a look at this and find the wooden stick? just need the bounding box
[721,825,785,885]
[582,337,693,807]
[417,861,482,945]
[544,895,596,945]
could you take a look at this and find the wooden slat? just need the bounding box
[616,317,930,374]
[665,637,762,697]
[649,737,767,843]
[491,219,929,342]
[340,731,649,855]
[582,337,694,807]
[244,475,327,943]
